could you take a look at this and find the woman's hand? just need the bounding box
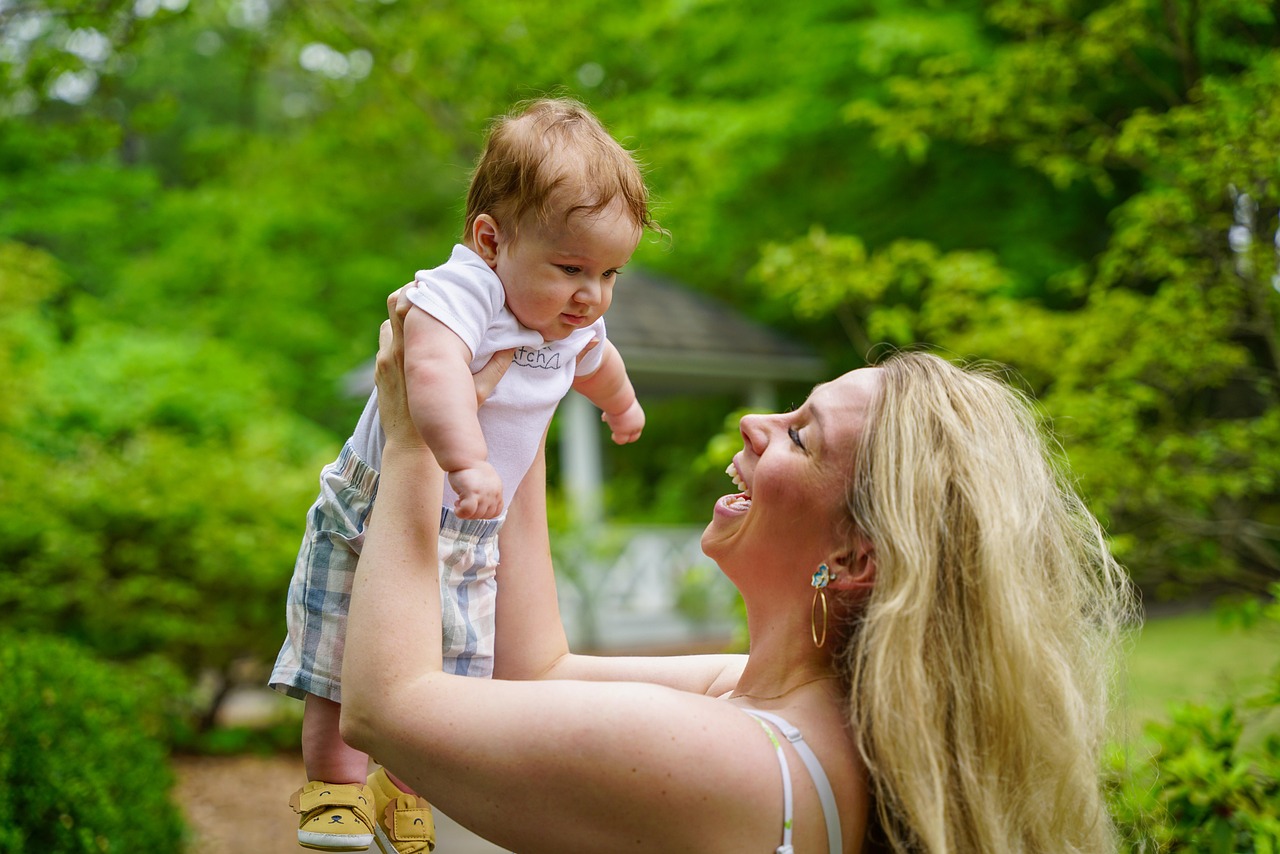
[375,286,514,446]
[374,288,419,449]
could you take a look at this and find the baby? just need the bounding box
[270,98,654,854]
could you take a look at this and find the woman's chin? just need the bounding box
[701,494,749,557]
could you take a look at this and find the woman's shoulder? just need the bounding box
[745,691,869,854]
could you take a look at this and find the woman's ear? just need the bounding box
[472,215,502,268]
[829,538,876,592]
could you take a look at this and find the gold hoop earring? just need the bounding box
[811,564,830,648]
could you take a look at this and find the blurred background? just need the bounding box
[1,0,1278,850]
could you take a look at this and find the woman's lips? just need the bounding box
[714,492,751,517]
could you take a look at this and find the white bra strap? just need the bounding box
[747,714,795,853]
[743,709,843,854]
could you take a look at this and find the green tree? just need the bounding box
[0,242,328,724]
[754,0,1280,595]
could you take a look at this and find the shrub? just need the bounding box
[0,241,332,728]
[1108,587,1280,852]
[0,632,189,853]
[1110,704,1280,853]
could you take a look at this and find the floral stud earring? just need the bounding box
[811,563,831,590]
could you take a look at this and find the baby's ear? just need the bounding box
[471,215,502,267]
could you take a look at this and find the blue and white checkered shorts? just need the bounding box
[269,441,503,703]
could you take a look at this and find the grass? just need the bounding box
[1116,606,1279,744]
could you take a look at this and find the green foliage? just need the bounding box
[1107,589,1280,852]
[0,632,189,853]
[1108,706,1280,852]
[182,720,304,757]
[756,0,1280,596]
[0,243,330,717]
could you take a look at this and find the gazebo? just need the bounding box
[559,267,825,526]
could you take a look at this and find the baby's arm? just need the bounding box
[403,306,503,519]
[571,340,644,445]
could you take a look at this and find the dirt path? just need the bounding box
[174,753,508,853]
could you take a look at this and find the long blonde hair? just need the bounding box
[841,352,1133,853]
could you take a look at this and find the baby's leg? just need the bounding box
[302,694,370,784]
[303,694,422,796]
[293,693,378,851]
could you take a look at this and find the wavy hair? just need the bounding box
[840,352,1133,853]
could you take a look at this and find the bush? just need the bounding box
[1109,704,1280,853]
[0,632,189,853]
[1108,587,1280,852]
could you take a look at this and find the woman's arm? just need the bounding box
[493,440,745,696]
[338,303,789,853]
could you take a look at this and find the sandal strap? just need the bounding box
[388,798,436,842]
[291,783,376,828]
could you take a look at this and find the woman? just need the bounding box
[339,292,1132,853]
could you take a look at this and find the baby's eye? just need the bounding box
[559,265,582,275]
[603,269,619,279]
[788,426,805,449]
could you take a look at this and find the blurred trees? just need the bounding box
[0,0,1277,718]
[754,0,1280,596]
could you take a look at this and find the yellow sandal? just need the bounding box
[367,767,436,853]
[290,780,376,851]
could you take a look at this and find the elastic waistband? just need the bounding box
[333,441,379,499]
[440,507,503,542]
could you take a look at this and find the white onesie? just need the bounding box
[351,243,607,510]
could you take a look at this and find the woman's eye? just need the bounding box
[788,426,804,449]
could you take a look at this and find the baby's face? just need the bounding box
[494,201,641,341]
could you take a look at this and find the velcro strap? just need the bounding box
[297,784,374,826]
[392,807,436,841]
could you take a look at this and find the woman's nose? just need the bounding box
[739,413,770,455]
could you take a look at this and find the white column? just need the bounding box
[747,380,776,413]
[560,390,603,528]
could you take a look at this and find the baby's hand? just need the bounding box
[449,463,504,520]
[603,400,645,445]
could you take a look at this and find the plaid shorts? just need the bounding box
[269,441,503,703]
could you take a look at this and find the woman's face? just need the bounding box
[702,368,882,578]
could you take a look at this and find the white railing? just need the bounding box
[552,525,743,653]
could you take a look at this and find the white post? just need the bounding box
[747,380,776,413]
[560,390,603,528]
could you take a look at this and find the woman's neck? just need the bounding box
[731,598,837,703]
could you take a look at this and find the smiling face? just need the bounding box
[702,368,884,580]
[475,201,641,342]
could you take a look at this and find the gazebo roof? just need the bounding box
[605,268,823,394]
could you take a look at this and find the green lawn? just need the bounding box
[1117,608,1279,743]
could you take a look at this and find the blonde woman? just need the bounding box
[338,291,1132,853]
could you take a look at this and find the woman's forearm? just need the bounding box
[491,437,746,695]
[340,437,446,752]
[540,651,747,696]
